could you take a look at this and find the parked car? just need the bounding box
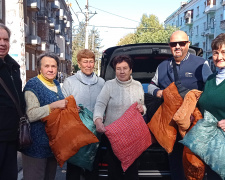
[97,43,203,179]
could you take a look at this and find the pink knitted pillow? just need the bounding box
[105,102,152,172]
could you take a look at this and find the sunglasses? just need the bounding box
[169,41,189,47]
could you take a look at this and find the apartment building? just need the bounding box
[25,0,73,81]
[165,0,225,68]
[2,0,73,85]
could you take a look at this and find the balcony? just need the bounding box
[55,24,61,34]
[26,35,41,45]
[66,40,70,46]
[205,27,214,36]
[220,20,225,30]
[51,0,60,11]
[65,53,71,61]
[57,9,64,20]
[37,41,48,51]
[24,23,29,37]
[27,0,41,11]
[66,21,70,28]
[185,17,193,25]
[222,0,225,5]
[49,17,56,28]
[50,44,60,55]
[37,9,48,19]
[205,5,216,14]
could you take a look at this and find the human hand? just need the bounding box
[218,119,225,132]
[95,118,106,133]
[49,99,68,110]
[156,90,163,98]
[136,104,144,114]
[77,106,81,112]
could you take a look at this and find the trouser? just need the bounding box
[104,135,139,180]
[0,141,18,180]
[168,135,186,180]
[206,165,222,180]
[22,153,57,180]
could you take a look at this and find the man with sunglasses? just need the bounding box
[148,30,212,180]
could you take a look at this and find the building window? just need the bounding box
[210,18,215,28]
[180,17,182,26]
[197,6,199,16]
[223,7,225,20]
[32,21,36,35]
[26,52,29,70]
[207,0,216,6]
[32,54,35,71]
[196,26,199,35]
[204,22,207,30]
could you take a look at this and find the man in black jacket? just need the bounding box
[0,23,25,179]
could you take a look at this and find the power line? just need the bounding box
[88,25,164,30]
[89,5,139,23]
[70,6,81,23]
[74,0,84,15]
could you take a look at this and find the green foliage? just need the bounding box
[117,14,179,46]
[72,22,102,73]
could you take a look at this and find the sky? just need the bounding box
[69,0,184,51]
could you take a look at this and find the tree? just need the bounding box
[117,14,179,46]
[72,22,102,73]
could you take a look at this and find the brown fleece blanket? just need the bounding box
[42,95,99,167]
[148,82,183,154]
[148,83,205,180]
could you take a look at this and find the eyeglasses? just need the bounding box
[169,41,189,47]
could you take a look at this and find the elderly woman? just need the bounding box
[62,49,105,180]
[196,33,225,180]
[21,52,67,180]
[94,55,146,180]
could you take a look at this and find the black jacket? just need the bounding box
[0,54,25,141]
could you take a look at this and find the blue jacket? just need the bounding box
[148,53,212,96]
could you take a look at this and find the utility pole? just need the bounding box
[84,0,96,49]
[85,0,89,49]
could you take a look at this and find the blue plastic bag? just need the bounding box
[67,105,100,171]
[180,110,225,179]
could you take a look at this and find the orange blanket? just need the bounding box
[42,95,99,167]
[148,82,182,154]
[148,83,205,180]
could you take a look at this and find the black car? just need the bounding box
[97,43,203,179]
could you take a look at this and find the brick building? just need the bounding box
[1,0,73,84]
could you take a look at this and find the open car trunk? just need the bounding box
[98,43,203,179]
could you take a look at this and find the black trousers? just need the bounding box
[168,135,185,180]
[104,135,139,180]
[0,141,18,180]
[66,147,100,180]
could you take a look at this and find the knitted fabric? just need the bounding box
[198,73,225,121]
[62,71,105,113]
[93,77,146,126]
[22,77,64,158]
